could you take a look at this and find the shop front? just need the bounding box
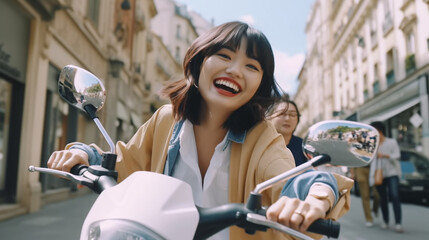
[0,0,30,204]
[358,73,429,157]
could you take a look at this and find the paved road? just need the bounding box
[0,193,98,240]
[0,192,428,239]
[323,195,429,240]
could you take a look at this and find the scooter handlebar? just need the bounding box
[254,208,340,238]
[195,204,340,239]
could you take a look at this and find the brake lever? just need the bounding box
[28,166,94,189]
[246,213,314,240]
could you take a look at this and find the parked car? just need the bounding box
[399,149,429,206]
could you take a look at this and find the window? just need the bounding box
[373,63,379,83]
[176,25,181,39]
[175,46,180,61]
[363,74,369,101]
[383,0,393,33]
[0,79,11,193]
[405,32,416,74]
[386,49,395,86]
[87,0,100,25]
[406,31,415,54]
[373,80,380,95]
[370,10,377,47]
[364,89,369,101]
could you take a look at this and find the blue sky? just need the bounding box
[177,0,315,96]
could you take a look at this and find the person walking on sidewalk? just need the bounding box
[350,166,380,227]
[369,121,403,233]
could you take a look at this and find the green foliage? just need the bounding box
[326,126,361,134]
[405,54,416,73]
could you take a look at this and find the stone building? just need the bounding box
[296,0,429,156]
[0,0,195,221]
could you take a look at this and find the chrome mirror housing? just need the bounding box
[58,65,106,113]
[303,120,379,167]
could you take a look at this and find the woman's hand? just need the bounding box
[47,149,89,172]
[266,196,328,233]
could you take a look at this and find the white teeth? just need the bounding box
[215,80,240,93]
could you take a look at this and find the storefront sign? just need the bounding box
[410,112,423,128]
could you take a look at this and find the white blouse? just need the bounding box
[166,119,231,239]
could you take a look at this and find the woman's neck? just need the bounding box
[283,134,292,145]
[199,103,232,129]
[379,134,385,143]
[194,106,229,180]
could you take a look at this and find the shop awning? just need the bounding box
[360,97,420,124]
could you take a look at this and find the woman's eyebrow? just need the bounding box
[222,45,235,52]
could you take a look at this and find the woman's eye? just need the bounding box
[246,64,259,71]
[217,53,230,59]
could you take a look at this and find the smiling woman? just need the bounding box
[162,21,278,133]
[176,0,314,94]
[48,21,352,240]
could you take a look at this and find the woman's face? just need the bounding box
[271,102,299,137]
[197,38,263,114]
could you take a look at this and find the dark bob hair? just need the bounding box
[161,21,283,133]
[370,121,386,135]
[267,95,301,124]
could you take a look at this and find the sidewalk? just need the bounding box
[329,194,429,240]
[0,193,98,240]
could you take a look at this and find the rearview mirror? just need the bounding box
[58,65,106,113]
[303,120,379,167]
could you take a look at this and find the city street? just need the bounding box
[326,195,429,240]
[0,193,428,239]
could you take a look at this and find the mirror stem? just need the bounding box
[93,117,116,153]
[84,104,98,119]
[246,154,331,211]
[253,154,330,194]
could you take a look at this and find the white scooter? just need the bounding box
[29,65,379,240]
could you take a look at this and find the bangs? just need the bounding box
[201,23,274,74]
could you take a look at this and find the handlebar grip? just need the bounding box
[70,165,89,175]
[257,208,339,238]
[307,218,340,238]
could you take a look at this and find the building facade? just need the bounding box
[0,0,204,221]
[296,0,429,157]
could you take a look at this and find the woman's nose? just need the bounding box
[225,61,243,78]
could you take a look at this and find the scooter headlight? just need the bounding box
[87,219,165,240]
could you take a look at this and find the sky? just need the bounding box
[177,0,315,96]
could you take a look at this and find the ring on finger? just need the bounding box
[293,209,306,218]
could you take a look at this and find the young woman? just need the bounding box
[268,96,307,166]
[48,21,352,239]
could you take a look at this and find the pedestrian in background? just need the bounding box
[349,166,380,227]
[267,96,307,166]
[369,121,403,233]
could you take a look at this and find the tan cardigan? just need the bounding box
[110,105,353,239]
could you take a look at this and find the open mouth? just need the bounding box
[214,79,240,94]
